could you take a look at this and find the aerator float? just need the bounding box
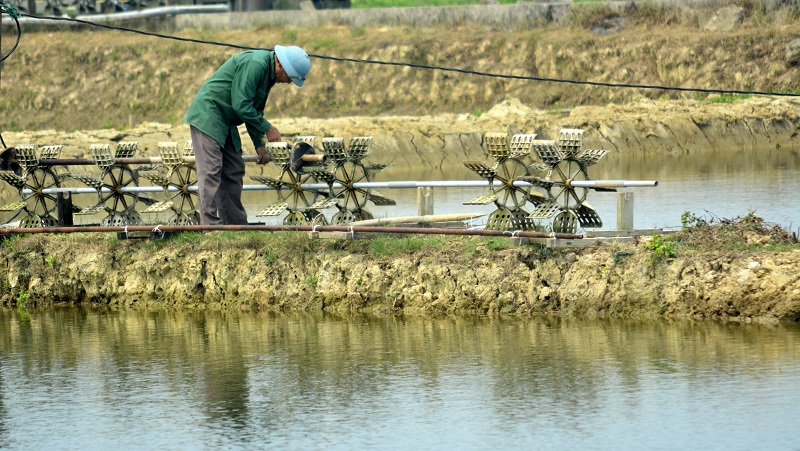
[464,128,612,234]
[0,129,656,233]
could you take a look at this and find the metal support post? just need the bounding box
[417,186,434,216]
[57,192,74,227]
[616,192,634,231]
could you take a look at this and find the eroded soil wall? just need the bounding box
[2,234,799,321]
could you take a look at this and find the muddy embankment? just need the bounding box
[2,233,799,322]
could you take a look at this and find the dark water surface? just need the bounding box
[1,308,799,449]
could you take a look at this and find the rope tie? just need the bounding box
[348,225,354,239]
[0,3,21,19]
[152,224,164,239]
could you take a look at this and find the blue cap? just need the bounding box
[275,45,311,87]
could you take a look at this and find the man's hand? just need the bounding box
[266,125,281,143]
[256,147,272,165]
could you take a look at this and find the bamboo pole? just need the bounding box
[351,213,485,226]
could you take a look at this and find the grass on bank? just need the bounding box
[88,210,800,259]
[116,229,510,260]
[4,211,796,260]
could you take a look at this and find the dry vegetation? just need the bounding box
[674,212,800,251]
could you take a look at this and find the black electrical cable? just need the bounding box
[1,2,24,150]
[15,12,800,98]
[1,4,3,106]
[308,53,800,97]
[0,4,21,62]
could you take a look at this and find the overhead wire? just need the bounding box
[0,2,23,151]
[0,3,20,62]
[10,11,800,98]
[309,53,800,97]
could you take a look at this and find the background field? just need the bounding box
[1,1,799,131]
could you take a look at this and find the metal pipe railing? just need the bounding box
[23,179,658,195]
[1,4,230,26]
[28,154,320,166]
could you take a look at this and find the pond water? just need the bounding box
[1,308,799,449]
[241,146,800,233]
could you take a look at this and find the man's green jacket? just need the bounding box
[184,50,276,153]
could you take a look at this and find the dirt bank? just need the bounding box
[2,96,799,175]
[1,4,799,130]
[1,225,798,321]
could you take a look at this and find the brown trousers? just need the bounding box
[190,126,248,225]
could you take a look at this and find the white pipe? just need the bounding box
[24,179,659,195]
[75,4,229,21]
[570,180,658,188]
[3,4,229,26]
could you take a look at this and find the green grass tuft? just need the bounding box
[368,235,444,258]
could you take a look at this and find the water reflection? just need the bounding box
[238,147,800,230]
[4,147,796,231]
[0,362,6,449]
[1,308,799,448]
